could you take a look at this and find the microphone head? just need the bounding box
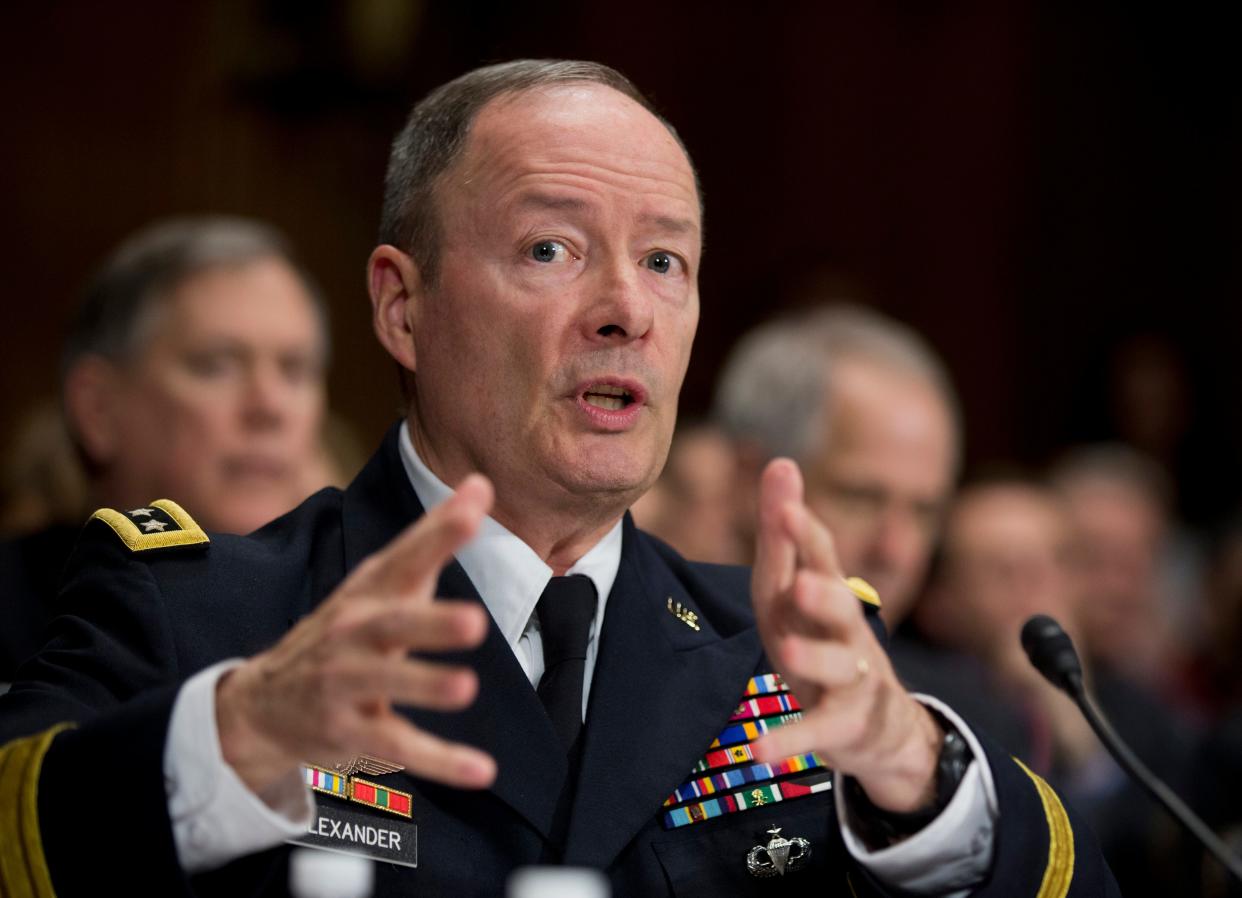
[1021,614,1084,693]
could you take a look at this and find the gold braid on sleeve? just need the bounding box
[0,724,73,898]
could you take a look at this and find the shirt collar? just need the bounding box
[396,421,621,648]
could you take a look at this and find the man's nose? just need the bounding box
[584,254,654,343]
[240,363,288,430]
[870,505,928,571]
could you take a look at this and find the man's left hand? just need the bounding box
[751,458,945,814]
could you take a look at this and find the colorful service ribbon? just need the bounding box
[664,752,824,806]
[708,712,802,750]
[663,771,835,829]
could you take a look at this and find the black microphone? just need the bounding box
[1021,614,1242,885]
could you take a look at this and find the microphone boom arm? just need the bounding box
[1022,615,1242,885]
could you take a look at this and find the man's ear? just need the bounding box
[62,355,123,467]
[368,245,423,373]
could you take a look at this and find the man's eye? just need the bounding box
[184,353,230,378]
[644,252,675,275]
[530,240,568,263]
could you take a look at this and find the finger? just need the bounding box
[752,714,859,767]
[790,569,862,636]
[775,633,868,690]
[365,474,494,597]
[367,717,497,789]
[328,655,480,711]
[752,458,803,610]
[782,500,844,579]
[349,600,490,653]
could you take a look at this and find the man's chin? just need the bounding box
[554,457,656,508]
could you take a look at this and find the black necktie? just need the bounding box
[535,574,597,752]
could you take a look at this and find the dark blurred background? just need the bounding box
[2,0,1239,527]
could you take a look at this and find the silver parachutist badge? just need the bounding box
[746,826,811,877]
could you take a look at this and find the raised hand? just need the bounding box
[751,459,943,813]
[215,475,498,796]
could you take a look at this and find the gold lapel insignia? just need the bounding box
[844,576,882,608]
[666,597,701,631]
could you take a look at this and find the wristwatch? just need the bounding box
[841,709,972,849]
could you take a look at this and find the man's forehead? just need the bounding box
[950,489,1069,553]
[152,261,323,340]
[454,83,700,216]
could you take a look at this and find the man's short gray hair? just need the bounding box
[378,58,699,286]
[714,304,960,461]
[61,216,328,380]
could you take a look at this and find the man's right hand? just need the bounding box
[215,475,498,796]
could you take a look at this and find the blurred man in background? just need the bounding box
[629,420,746,564]
[919,476,1192,897]
[0,216,332,682]
[714,304,1044,758]
[1050,444,1196,693]
[714,303,959,630]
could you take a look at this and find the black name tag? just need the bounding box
[288,800,419,868]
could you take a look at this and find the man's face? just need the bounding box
[106,257,326,533]
[802,358,956,624]
[1059,480,1165,666]
[407,84,701,519]
[935,485,1078,666]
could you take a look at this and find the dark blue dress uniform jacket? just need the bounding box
[0,425,1119,897]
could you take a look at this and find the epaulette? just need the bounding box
[88,499,209,552]
[845,576,882,609]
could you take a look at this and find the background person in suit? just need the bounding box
[714,304,959,632]
[713,303,1035,770]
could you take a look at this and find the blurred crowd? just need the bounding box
[2,218,1238,894]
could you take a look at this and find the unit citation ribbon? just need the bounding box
[301,762,413,818]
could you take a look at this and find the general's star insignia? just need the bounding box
[90,499,209,553]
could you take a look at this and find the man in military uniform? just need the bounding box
[0,217,331,683]
[0,61,1116,896]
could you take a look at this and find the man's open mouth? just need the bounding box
[582,384,636,411]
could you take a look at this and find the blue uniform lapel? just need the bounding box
[340,426,765,858]
[562,521,763,868]
[340,424,569,841]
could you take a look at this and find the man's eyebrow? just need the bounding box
[512,195,699,236]
[513,194,589,213]
[639,213,699,236]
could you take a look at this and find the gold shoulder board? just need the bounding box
[89,499,209,552]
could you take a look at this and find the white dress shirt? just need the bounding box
[165,422,998,893]
[396,423,621,715]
